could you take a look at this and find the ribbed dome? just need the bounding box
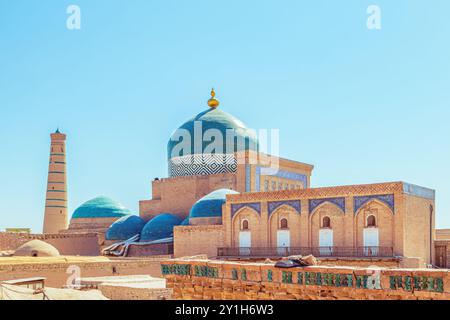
[105,215,146,241]
[167,108,258,159]
[189,188,239,219]
[71,196,131,219]
[140,213,182,242]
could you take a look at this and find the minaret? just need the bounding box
[43,129,68,233]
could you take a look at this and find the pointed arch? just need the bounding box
[309,201,345,218]
[354,198,394,217]
[268,200,301,218]
[354,194,394,215]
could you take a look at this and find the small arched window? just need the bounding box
[280,218,288,229]
[322,216,331,228]
[242,219,249,230]
[367,215,376,227]
[430,204,434,215]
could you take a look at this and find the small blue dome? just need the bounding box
[105,215,146,241]
[189,188,239,219]
[71,196,131,219]
[140,213,182,242]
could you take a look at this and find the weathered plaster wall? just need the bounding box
[97,284,172,300]
[174,225,224,258]
[0,257,167,288]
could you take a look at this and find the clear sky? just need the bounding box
[0,0,449,232]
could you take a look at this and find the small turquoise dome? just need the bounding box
[189,188,239,219]
[105,215,146,241]
[167,108,259,159]
[71,196,131,219]
[140,213,182,242]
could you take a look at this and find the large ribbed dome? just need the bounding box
[71,196,131,219]
[105,215,146,241]
[168,108,258,159]
[140,213,182,242]
[189,188,239,219]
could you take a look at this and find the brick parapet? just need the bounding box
[161,259,450,300]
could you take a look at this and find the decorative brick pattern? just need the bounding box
[162,259,450,300]
[226,182,404,203]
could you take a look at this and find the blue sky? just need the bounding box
[0,0,449,232]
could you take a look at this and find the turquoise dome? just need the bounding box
[181,217,190,226]
[189,188,239,219]
[105,215,146,241]
[71,196,131,219]
[140,213,182,242]
[167,108,259,159]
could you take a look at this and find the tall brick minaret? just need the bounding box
[43,129,68,233]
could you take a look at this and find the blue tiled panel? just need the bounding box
[255,166,307,191]
[353,194,395,214]
[403,183,435,200]
[231,202,261,217]
[268,200,301,216]
[309,197,346,214]
[245,164,251,192]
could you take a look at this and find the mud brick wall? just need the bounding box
[0,232,101,256]
[161,259,450,300]
[0,257,168,288]
[98,284,173,300]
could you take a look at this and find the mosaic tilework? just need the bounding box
[169,154,236,177]
[231,202,261,217]
[353,194,395,214]
[245,164,251,192]
[308,197,346,214]
[403,182,435,200]
[255,166,308,191]
[226,182,403,203]
[268,200,301,216]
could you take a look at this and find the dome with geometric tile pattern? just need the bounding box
[167,90,259,177]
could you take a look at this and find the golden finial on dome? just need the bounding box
[207,88,219,108]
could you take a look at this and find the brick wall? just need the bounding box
[98,284,172,300]
[161,259,450,300]
[174,225,224,258]
[0,232,101,256]
[0,257,168,287]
